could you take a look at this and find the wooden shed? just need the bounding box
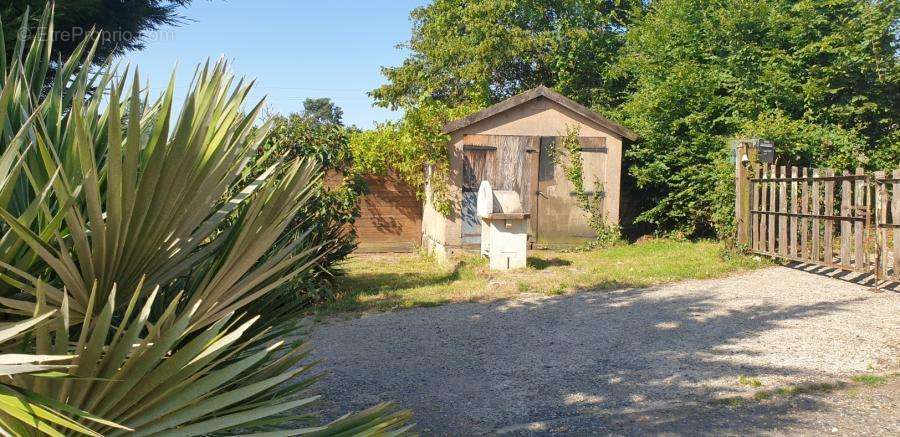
[421,86,637,258]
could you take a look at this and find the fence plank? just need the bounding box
[752,168,760,252]
[747,169,757,252]
[875,171,887,280]
[760,165,769,254]
[800,167,809,261]
[753,168,764,252]
[893,169,900,280]
[779,165,788,257]
[769,165,777,255]
[840,171,851,268]
[811,169,821,263]
[854,167,865,270]
[790,166,799,258]
[823,170,834,266]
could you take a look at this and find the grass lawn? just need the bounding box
[318,239,769,315]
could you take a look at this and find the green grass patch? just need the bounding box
[318,239,769,315]
[778,382,845,396]
[851,374,887,386]
[716,373,896,408]
[739,375,763,388]
[753,390,773,400]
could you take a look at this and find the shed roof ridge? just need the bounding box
[441,86,638,141]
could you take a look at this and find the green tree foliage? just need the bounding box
[2,1,191,72]
[619,0,899,236]
[301,97,344,125]
[350,99,476,214]
[372,0,644,110]
[372,0,898,238]
[364,0,643,211]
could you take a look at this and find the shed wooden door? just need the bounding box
[535,136,607,245]
[461,135,538,245]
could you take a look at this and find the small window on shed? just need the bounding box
[538,137,556,181]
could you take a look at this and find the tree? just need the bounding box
[366,0,644,211]
[0,7,411,432]
[302,97,344,125]
[2,1,192,71]
[617,0,899,237]
[372,0,645,112]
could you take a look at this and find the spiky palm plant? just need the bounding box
[0,5,412,435]
[0,311,130,436]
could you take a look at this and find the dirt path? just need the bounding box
[308,267,899,435]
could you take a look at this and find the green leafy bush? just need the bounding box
[349,99,476,214]
[255,113,364,303]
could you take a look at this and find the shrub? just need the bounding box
[255,113,364,303]
[349,98,478,215]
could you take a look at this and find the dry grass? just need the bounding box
[316,239,769,315]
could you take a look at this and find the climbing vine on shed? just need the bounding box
[549,126,622,247]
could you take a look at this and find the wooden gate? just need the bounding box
[745,164,899,287]
[873,170,900,283]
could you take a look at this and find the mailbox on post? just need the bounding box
[730,138,774,164]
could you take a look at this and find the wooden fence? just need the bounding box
[325,171,422,253]
[874,170,900,283]
[746,164,899,286]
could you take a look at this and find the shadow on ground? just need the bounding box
[310,268,898,435]
[782,260,900,292]
[527,257,572,270]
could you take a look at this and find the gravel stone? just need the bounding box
[308,267,899,435]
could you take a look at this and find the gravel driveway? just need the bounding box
[308,267,899,435]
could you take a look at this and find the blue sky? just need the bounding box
[124,0,428,128]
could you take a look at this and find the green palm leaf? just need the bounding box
[0,4,413,435]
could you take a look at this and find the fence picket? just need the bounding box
[779,165,788,257]
[875,171,887,279]
[893,169,900,280]
[790,166,798,258]
[811,169,821,263]
[753,167,763,252]
[749,173,756,252]
[760,165,769,254]
[800,167,809,261]
[854,168,865,270]
[840,171,851,268]
[750,169,759,251]
[769,165,777,255]
[823,170,834,265]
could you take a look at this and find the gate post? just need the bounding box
[733,141,753,247]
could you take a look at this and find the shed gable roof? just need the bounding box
[441,85,638,141]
